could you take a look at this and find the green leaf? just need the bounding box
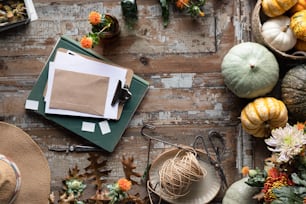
[244,168,267,187]
[272,186,305,204]
[159,0,170,27]
[292,173,306,187]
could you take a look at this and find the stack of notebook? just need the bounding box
[25,36,149,152]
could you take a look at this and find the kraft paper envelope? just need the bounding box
[49,69,109,116]
[60,49,134,119]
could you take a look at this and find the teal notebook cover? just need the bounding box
[26,35,149,152]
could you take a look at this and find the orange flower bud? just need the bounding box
[117,178,132,192]
[176,0,190,9]
[80,36,93,48]
[296,122,305,131]
[88,11,101,25]
[241,166,250,176]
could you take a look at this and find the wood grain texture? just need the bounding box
[0,0,257,203]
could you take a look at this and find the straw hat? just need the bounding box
[0,122,51,203]
[149,147,221,204]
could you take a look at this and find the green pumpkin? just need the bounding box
[222,177,260,204]
[281,64,306,121]
[221,42,279,98]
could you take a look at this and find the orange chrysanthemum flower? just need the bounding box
[262,169,293,202]
[117,178,132,192]
[176,0,190,9]
[296,122,306,131]
[88,11,101,25]
[241,166,250,176]
[80,36,93,48]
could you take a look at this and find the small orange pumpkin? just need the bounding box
[262,0,297,17]
[289,0,306,15]
[240,97,288,138]
[290,10,306,41]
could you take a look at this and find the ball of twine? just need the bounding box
[158,149,207,199]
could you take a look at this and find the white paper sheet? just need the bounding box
[44,50,127,119]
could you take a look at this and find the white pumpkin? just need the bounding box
[262,15,297,52]
[222,177,260,204]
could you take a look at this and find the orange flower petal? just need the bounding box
[241,166,249,176]
[176,0,190,9]
[88,11,101,25]
[117,178,132,192]
[80,36,93,48]
[296,122,305,131]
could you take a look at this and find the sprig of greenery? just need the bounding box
[245,168,267,187]
[158,0,206,27]
[121,0,138,29]
[272,173,306,204]
[159,0,171,27]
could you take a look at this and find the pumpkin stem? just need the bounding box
[281,24,290,33]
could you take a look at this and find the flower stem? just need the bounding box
[97,23,112,35]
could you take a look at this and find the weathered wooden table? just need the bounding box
[0,0,263,203]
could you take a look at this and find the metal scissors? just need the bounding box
[48,145,104,153]
[193,131,228,189]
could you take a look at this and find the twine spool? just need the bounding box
[158,149,207,199]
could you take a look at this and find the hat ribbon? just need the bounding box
[0,155,21,204]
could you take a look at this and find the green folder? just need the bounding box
[25,35,149,152]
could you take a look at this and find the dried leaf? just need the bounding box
[83,153,112,190]
[58,192,75,204]
[121,155,142,185]
[88,189,111,203]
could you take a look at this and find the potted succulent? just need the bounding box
[80,11,120,48]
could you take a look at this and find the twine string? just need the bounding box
[141,125,224,202]
[158,149,207,200]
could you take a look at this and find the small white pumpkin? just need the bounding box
[262,15,297,52]
[222,177,260,204]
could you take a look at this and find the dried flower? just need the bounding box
[80,36,94,48]
[262,168,293,202]
[117,178,132,192]
[65,179,87,197]
[89,11,102,25]
[295,121,306,133]
[175,0,206,17]
[176,0,190,9]
[241,166,250,176]
[159,0,206,27]
[244,122,306,203]
[107,178,132,204]
[265,123,306,163]
[80,11,118,48]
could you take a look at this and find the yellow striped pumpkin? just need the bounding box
[291,10,306,41]
[240,97,288,137]
[262,0,297,17]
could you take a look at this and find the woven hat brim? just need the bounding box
[0,122,51,203]
[149,148,221,204]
